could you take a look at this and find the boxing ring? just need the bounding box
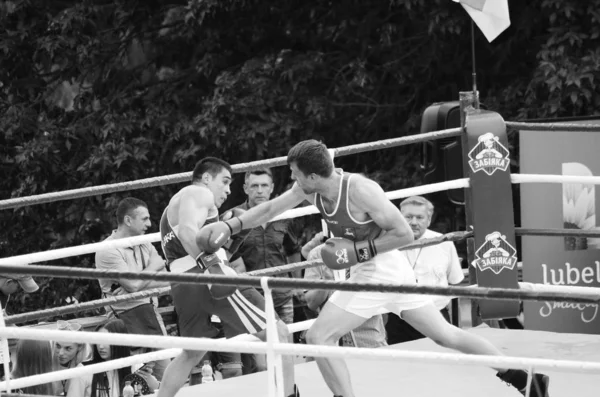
[1,102,600,397]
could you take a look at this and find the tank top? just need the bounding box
[160,207,218,268]
[315,170,381,242]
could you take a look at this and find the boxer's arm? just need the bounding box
[352,178,414,254]
[178,186,212,258]
[238,183,309,229]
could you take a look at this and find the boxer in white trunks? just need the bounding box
[200,140,550,397]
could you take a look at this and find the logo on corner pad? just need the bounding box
[468,132,510,176]
[472,231,517,275]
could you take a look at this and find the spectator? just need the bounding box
[87,319,159,397]
[385,195,464,344]
[0,273,40,382]
[0,273,39,313]
[94,197,170,380]
[302,233,388,349]
[229,169,303,372]
[54,320,93,396]
[230,169,302,324]
[11,339,58,395]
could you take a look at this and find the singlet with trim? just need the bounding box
[160,207,218,267]
[315,170,382,242]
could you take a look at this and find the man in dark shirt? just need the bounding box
[230,168,301,325]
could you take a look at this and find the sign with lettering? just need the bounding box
[520,119,600,333]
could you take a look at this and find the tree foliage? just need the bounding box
[1,0,599,316]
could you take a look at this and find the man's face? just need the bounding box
[244,173,274,208]
[206,169,232,208]
[125,206,151,235]
[0,277,20,295]
[400,204,431,240]
[290,163,317,195]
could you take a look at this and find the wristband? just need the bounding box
[225,217,243,235]
[195,252,221,270]
[354,239,376,263]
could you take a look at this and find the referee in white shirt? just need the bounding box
[386,196,464,344]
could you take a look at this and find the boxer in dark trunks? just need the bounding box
[157,157,298,397]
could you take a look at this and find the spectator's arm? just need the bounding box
[229,256,247,273]
[147,244,167,271]
[304,289,331,312]
[286,252,303,278]
[95,250,168,293]
[282,218,303,256]
[447,243,465,285]
[303,252,332,312]
[301,232,325,259]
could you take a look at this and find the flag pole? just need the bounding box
[470,20,480,109]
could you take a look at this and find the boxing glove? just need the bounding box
[195,251,238,299]
[196,217,243,253]
[320,237,377,270]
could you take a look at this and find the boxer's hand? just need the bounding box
[219,208,250,256]
[195,251,238,299]
[196,221,236,253]
[219,208,246,222]
[320,237,376,270]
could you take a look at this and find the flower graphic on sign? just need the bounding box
[562,163,599,250]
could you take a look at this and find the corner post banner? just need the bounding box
[520,119,600,334]
[464,109,520,320]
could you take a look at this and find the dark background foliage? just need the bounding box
[1,0,599,316]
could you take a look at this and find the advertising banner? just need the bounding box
[520,119,600,333]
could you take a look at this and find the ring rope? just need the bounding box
[0,128,462,211]
[0,263,598,304]
[6,228,471,323]
[3,170,597,266]
[3,222,599,270]
[1,327,599,382]
[3,394,52,397]
[0,318,317,392]
[0,225,598,326]
[0,348,182,393]
[4,230,472,324]
[4,260,322,326]
[3,226,598,325]
[511,173,600,185]
[5,226,472,324]
[505,121,600,132]
[515,228,600,238]
[4,169,596,266]
[0,180,469,266]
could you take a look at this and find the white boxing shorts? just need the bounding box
[328,249,433,319]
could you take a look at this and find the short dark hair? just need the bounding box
[287,140,333,177]
[192,157,233,183]
[116,197,147,225]
[244,168,273,183]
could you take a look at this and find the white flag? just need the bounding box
[452,0,511,42]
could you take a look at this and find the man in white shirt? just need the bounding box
[385,196,464,344]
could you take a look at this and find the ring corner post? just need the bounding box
[460,92,520,321]
[459,91,482,327]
